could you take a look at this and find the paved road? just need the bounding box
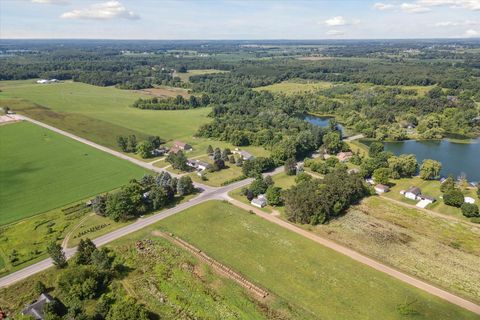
[1,117,479,315]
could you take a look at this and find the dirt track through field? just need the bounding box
[225,197,480,315]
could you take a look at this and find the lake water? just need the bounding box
[305,114,480,182]
[383,139,480,182]
[304,115,346,136]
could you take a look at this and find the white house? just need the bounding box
[405,187,421,200]
[465,196,476,204]
[251,194,267,208]
[36,79,49,84]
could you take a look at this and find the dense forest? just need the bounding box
[1,39,479,144]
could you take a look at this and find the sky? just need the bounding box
[0,0,479,39]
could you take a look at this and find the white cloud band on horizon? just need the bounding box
[60,1,139,20]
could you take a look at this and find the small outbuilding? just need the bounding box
[337,151,353,163]
[173,141,192,151]
[375,184,390,194]
[465,196,476,204]
[251,195,267,208]
[22,293,54,320]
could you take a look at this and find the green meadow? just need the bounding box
[158,201,478,320]
[0,121,147,225]
[0,80,212,151]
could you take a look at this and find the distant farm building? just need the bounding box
[404,186,421,200]
[36,79,59,84]
[152,147,169,156]
[401,186,436,208]
[232,148,255,161]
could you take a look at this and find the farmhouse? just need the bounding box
[337,151,353,162]
[22,293,54,320]
[404,187,421,200]
[187,159,210,171]
[36,79,59,84]
[232,148,255,161]
[173,141,192,151]
[251,194,267,208]
[375,184,390,194]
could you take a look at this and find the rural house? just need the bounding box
[337,151,353,162]
[173,141,192,151]
[187,159,210,171]
[22,293,54,320]
[375,184,390,194]
[404,187,421,200]
[232,148,255,161]
[152,146,169,157]
[251,194,267,208]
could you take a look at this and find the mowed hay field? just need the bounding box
[159,201,478,320]
[0,80,212,150]
[0,121,147,225]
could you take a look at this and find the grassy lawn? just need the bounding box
[190,164,244,187]
[385,177,479,219]
[0,121,147,225]
[138,85,190,98]
[157,201,477,319]
[175,69,228,82]
[0,80,212,151]
[302,196,480,304]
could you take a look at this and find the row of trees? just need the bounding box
[92,172,195,222]
[132,94,210,110]
[117,135,163,158]
[441,176,480,218]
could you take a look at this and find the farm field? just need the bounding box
[175,69,228,82]
[303,196,480,304]
[158,200,478,320]
[0,121,147,225]
[384,177,480,220]
[0,232,282,319]
[254,79,434,97]
[137,85,190,98]
[0,80,212,151]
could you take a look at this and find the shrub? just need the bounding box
[443,189,464,207]
[461,203,479,217]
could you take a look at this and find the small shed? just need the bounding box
[375,184,390,194]
[251,195,267,208]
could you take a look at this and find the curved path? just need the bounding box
[1,117,479,315]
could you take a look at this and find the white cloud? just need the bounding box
[326,29,345,36]
[373,2,395,10]
[324,16,347,26]
[401,3,432,13]
[418,0,480,10]
[61,1,139,20]
[435,20,479,27]
[465,29,479,37]
[31,0,68,3]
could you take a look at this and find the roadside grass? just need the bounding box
[0,121,147,225]
[0,202,89,276]
[175,69,228,82]
[0,80,212,151]
[157,200,478,319]
[190,163,244,187]
[0,192,197,276]
[385,177,479,219]
[299,196,480,303]
[0,236,281,319]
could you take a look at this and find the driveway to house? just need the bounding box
[1,117,479,315]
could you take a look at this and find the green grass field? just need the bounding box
[175,69,228,82]
[0,121,147,225]
[254,80,333,95]
[0,80,212,151]
[158,201,478,320]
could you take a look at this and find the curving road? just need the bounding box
[1,117,479,315]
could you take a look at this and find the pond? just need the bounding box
[383,139,480,182]
[304,115,346,136]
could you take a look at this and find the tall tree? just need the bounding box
[419,159,442,180]
[47,242,67,268]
